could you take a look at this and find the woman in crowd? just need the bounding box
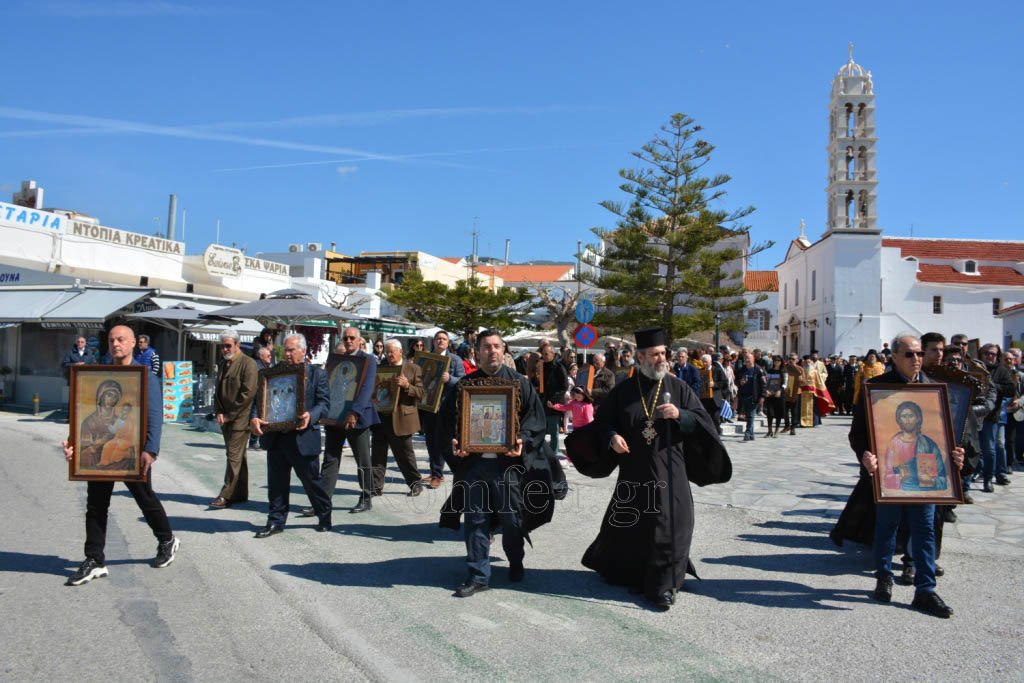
[764,355,788,437]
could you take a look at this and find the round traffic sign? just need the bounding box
[575,299,594,324]
[574,323,597,348]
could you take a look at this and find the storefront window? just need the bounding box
[20,325,80,377]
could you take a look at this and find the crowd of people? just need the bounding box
[56,322,1021,618]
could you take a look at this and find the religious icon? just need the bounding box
[458,378,520,454]
[68,365,148,482]
[321,353,368,425]
[414,351,451,413]
[373,366,401,416]
[575,364,594,392]
[258,364,306,433]
[865,384,963,505]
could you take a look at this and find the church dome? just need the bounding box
[836,58,866,78]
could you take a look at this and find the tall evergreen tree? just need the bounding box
[584,113,771,344]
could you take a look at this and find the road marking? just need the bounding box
[457,613,499,630]
[495,601,576,631]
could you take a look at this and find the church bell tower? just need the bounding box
[825,44,879,235]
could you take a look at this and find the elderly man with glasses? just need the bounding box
[210,330,260,509]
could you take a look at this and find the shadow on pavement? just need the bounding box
[798,492,852,502]
[272,556,651,608]
[702,551,869,577]
[166,515,266,535]
[335,522,449,545]
[809,480,854,489]
[0,550,77,576]
[686,577,867,610]
[754,520,834,533]
[735,533,834,551]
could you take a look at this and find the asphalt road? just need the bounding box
[2,411,1022,682]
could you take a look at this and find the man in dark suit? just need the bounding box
[589,353,616,408]
[210,330,259,508]
[319,327,379,514]
[250,333,332,537]
[418,330,465,488]
[672,348,702,396]
[371,339,426,496]
[851,333,964,618]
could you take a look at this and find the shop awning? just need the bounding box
[0,290,79,322]
[298,318,418,334]
[41,289,152,324]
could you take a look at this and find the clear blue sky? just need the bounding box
[2,1,1020,269]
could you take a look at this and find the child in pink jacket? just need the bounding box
[547,386,594,430]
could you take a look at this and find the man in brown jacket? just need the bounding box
[210,330,259,508]
[371,339,426,496]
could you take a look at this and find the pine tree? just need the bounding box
[584,113,771,344]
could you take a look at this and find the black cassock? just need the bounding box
[574,372,730,599]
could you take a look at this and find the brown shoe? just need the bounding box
[429,476,443,489]
[209,497,230,509]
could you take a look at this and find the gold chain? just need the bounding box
[637,374,664,420]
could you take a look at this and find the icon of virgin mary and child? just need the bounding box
[881,400,947,492]
[79,379,138,470]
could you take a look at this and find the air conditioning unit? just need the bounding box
[288,243,303,253]
[307,242,322,252]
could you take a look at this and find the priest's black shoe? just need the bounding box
[509,562,524,582]
[872,577,893,603]
[911,591,953,618]
[453,580,489,598]
[255,524,284,539]
[316,519,332,532]
[350,499,372,514]
[649,591,675,610]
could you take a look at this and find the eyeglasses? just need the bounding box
[901,351,925,358]
[220,343,234,348]
[344,335,357,340]
[983,351,998,357]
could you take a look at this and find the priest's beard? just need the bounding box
[638,359,669,380]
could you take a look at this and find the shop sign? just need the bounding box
[71,221,184,255]
[204,244,243,277]
[0,201,65,231]
[244,256,289,276]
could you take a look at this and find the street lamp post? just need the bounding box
[714,312,722,351]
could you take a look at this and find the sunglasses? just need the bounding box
[983,351,998,357]
[902,351,925,358]
[344,335,358,340]
[220,343,235,348]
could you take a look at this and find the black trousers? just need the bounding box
[266,441,331,526]
[322,425,373,503]
[85,479,173,563]
[786,399,800,430]
[419,408,448,479]
[765,397,785,431]
[371,423,421,492]
[700,398,721,433]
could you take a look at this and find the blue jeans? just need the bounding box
[995,423,1008,478]
[874,503,937,594]
[739,397,757,438]
[460,456,525,585]
[980,421,998,483]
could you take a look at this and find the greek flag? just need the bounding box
[720,400,734,421]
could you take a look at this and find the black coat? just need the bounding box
[438,366,566,537]
[575,372,730,597]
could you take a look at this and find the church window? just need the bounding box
[811,271,817,301]
[784,283,788,310]
[993,298,1002,315]
[845,103,854,137]
[933,296,942,314]
[795,279,800,306]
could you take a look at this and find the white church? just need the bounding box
[776,48,1024,357]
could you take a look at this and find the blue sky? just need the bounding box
[2,1,1020,269]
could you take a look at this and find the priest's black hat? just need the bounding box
[634,326,666,350]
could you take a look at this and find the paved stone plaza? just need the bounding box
[2,411,1022,682]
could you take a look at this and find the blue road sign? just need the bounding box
[575,299,594,324]
[574,323,597,348]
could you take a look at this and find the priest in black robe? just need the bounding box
[573,327,731,610]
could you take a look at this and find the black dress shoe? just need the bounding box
[649,591,675,610]
[996,475,1011,486]
[371,490,383,497]
[350,500,372,514]
[962,492,974,504]
[407,483,423,497]
[509,563,524,582]
[255,524,284,539]
[299,507,316,517]
[453,580,489,598]
[316,520,332,532]
[941,508,957,523]
[911,591,953,618]
[896,564,915,586]
[983,481,995,493]
[872,577,893,603]
[935,564,945,577]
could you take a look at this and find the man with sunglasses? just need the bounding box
[210,330,259,509]
[851,334,965,618]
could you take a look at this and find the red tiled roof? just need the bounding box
[998,302,1024,316]
[883,238,1024,261]
[744,270,779,292]
[477,264,575,282]
[916,263,1024,286]
[440,257,463,264]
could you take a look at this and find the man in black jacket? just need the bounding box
[735,350,766,441]
[978,343,1016,490]
[533,342,568,453]
[851,334,963,618]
